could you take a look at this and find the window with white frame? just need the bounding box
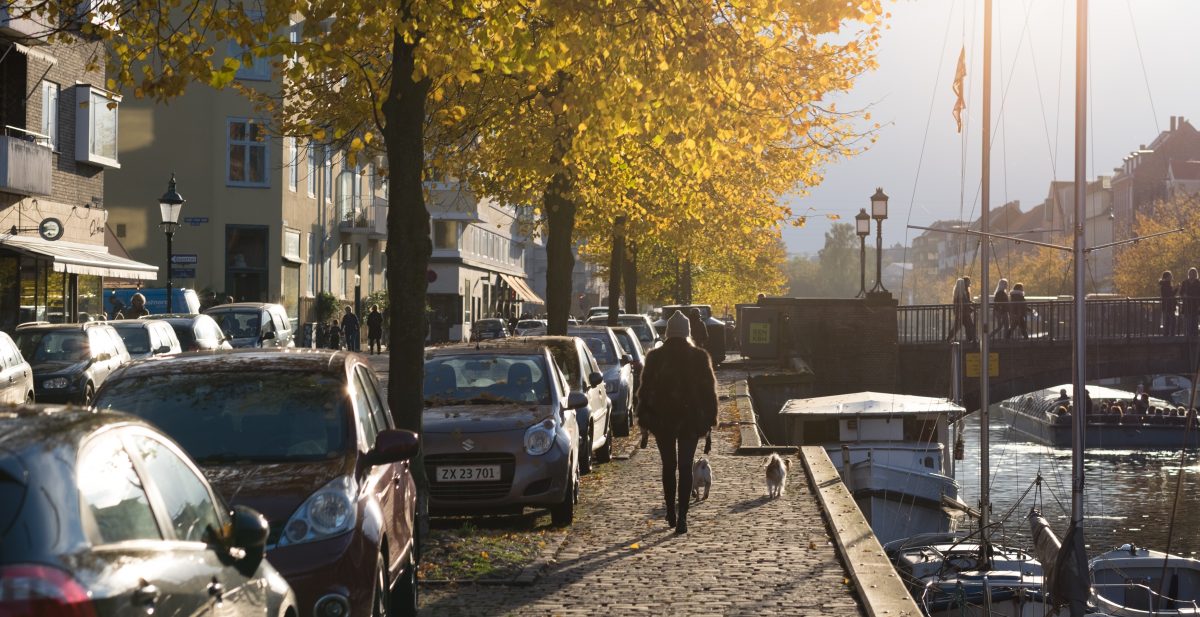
[306,142,317,196]
[74,85,120,168]
[229,11,270,81]
[227,119,269,187]
[286,137,297,191]
[41,81,58,151]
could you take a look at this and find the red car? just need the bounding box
[94,349,419,617]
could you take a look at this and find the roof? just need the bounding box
[105,348,356,379]
[1007,384,1171,407]
[15,321,108,332]
[426,340,550,356]
[780,392,965,418]
[0,406,142,453]
[204,302,279,311]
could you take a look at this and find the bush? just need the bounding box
[316,291,342,323]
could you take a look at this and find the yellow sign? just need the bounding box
[965,352,1000,378]
[749,322,771,345]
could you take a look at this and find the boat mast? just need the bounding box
[978,0,993,561]
[1068,1,1089,615]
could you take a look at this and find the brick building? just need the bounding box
[1111,116,1200,230]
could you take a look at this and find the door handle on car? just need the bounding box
[132,580,159,608]
[207,577,224,602]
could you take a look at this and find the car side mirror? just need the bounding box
[620,354,633,366]
[260,331,276,341]
[567,391,589,409]
[155,345,171,354]
[362,429,419,467]
[228,505,269,550]
[588,371,604,388]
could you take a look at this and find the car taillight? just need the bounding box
[0,565,96,617]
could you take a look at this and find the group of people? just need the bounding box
[322,305,385,354]
[1157,269,1200,337]
[947,276,1030,341]
[1050,386,1194,422]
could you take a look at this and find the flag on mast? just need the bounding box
[952,47,966,133]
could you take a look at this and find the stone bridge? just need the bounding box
[740,296,1200,411]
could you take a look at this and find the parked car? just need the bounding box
[108,319,183,360]
[0,406,297,617]
[514,319,548,336]
[585,313,660,349]
[521,335,614,467]
[470,318,510,341]
[568,326,634,437]
[15,322,130,405]
[93,349,420,617]
[204,302,296,348]
[653,304,727,365]
[423,342,583,524]
[0,330,33,403]
[610,326,646,406]
[149,313,235,352]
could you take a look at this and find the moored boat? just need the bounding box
[994,384,1198,449]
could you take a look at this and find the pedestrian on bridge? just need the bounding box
[991,278,1010,339]
[946,276,976,342]
[1159,270,1179,337]
[637,310,718,535]
[1008,282,1029,339]
[1181,268,1200,338]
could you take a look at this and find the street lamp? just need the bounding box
[868,187,890,296]
[855,208,870,298]
[354,273,362,319]
[158,174,185,313]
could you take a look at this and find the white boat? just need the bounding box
[779,391,969,545]
[1089,545,1200,616]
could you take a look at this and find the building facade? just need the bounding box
[0,17,157,332]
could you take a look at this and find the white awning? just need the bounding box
[498,273,544,305]
[1,235,158,280]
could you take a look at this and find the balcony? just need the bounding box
[0,129,53,197]
[0,2,51,41]
[338,199,387,239]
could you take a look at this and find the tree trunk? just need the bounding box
[681,260,693,305]
[623,241,637,315]
[607,216,625,326]
[545,178,576,335]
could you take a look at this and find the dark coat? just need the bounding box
[367,311,383,337]
[342,312,360,334]
[636,338,718,440]
[687,311,708,346]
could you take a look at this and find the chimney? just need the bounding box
[1171,116,1177,131]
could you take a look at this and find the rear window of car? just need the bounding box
[112,325,151,354]
[94,371,349,463]
[424,354,550,405]
[170,323,198,350]
[209,310,261,339]
[575,332,617,365]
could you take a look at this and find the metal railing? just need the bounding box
[898,298,1171,344]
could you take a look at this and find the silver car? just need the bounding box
[423,342,583,525]
[205,303,296,348]
[0,330,34,403]
[109,319,183,360]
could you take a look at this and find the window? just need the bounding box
[306,142,317,196]
[356,366,391,434]
[433,221,457,249]
[227,119,268,187]
[74,85,120,168]
[306,232,316,295]
[324,146,333,199]
[229,13,270,81]
[41,81,58,150]
[78,434,160,543]
[130,434,224,543]
[286,137,297,190]
[352,371,379,448]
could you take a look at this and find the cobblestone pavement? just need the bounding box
[369,353,863,616]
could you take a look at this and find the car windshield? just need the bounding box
[614,331,637,356]
[94,371,349,462]
[111,326,151,354]
[517,320,542,329]
[476,320,504,331]
[576,333,617,365]
[424,354,551,406]
[619,318,654,343]
[211,310,260,339]
[14,331,88,363]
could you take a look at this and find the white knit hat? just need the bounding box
[665,311,691,339]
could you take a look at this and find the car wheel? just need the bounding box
[578,424,593,475]
[550,464,577,526]
[372,549,391,617]
[390,544,418,617]
[596,417,613,464]
[79,383,95,406]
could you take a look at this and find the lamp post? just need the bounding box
[868,187,890,296]
[855,208,870,298]
[354,274,362,319]
[158,174,185,313]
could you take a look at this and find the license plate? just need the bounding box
[437,465,501,482]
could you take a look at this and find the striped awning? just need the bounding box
[1,235,158,280]
[498,273,544,305]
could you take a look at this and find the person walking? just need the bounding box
[367,305,384,354]
[1181,268,1200,338]
[946,277,976,342]
[125,293,150,318]
[342,306,360,352]
[686,308,708,350]
[1008,282,1029,339]
[636,311,718,535]
[1159,271,1178,336]
[326,318,342,350]
[991,278,1010,339]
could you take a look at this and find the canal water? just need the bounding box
[953,409,1200,557]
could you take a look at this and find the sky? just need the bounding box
[782,0,1200,256]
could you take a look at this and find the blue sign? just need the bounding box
[170,254,198,264]
[182,217,209,226]
[170,268,195,278]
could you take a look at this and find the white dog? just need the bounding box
[691,457,713,501]
[764,453,791,498]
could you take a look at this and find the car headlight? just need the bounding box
[43,377,69,389]
[278,475,357,547]
[524,420,556,456]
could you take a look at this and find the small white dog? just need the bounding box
[691,457,713,501]
[764,453,791,498]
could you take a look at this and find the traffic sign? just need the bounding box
[170,254,198,264]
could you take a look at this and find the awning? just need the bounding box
[498,273,544,305]
[1,235,159,280]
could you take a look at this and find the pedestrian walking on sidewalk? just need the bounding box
[1008,282,1029,339]
[342,306,360,352]
[367,305,384,354]
[636,311,718,535]
[1160,270,1178,336]
[990,278,1010,339]
[946,277,976,342]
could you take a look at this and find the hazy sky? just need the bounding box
[781,0,1200,256]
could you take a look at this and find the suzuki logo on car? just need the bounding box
[461,438,475,451]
